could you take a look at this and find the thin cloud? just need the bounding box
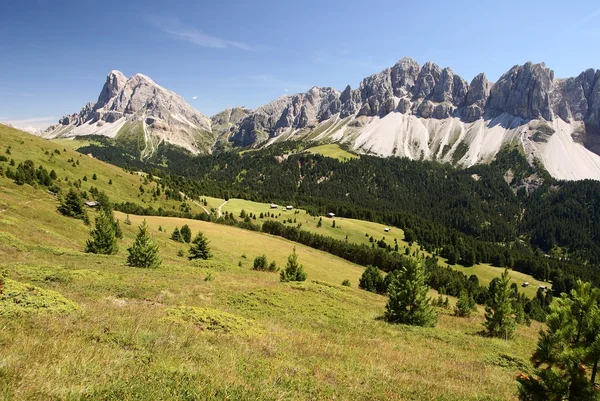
[579,8,600,24]
[149,16,253,51]
[3,116,57,130]
[191,96,198,100]
[5,116,56,124]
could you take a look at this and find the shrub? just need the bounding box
[341,279,351,287]
[253,255,268,270]
[484,269,515,339]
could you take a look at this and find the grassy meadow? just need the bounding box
[305,143,359,161]
[0,125,543,400]
[221,198,550,298]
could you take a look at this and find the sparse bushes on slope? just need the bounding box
[253,255,278,272]
[127,220,161,268]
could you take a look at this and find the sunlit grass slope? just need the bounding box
[0,130,541,400]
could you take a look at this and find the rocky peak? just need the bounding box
[390,57,420,96]
[488,62,554,121]
[95,70,127,110]
[413,62,443,99]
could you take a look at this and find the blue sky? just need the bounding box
[1,0,600,129]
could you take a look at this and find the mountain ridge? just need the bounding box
[43,57,600,180]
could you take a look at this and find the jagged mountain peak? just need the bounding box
[45,70,212,157]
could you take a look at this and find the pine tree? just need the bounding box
[170,227,182,242]
[280,247,307,282]
[180,224,192,243]
[484,269,516,339]
[124,215,132,225]
[253,254,268,270]
[92,173,97,180]
[359,265,385,294]
[57,188,85,219]
[85,211,118,255]
[188,232,212,260]
[317,217,322,228]
[127,220,161,268]
[385,258,437,327]
[517,280,600,401]
[455,290,476,317]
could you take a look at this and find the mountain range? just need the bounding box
[43,58,600,180]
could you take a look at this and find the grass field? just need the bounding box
[0,124,205,216]
[0,126,544,399]
[51,137,104,151]
[221,198,551,298]
[0,175,540,400]
[305,144,359,161]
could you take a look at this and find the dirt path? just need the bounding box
[217,200,228,217]
[193,200,210,215]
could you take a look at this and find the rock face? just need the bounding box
[487,62,554,120]
[44,70,213,156]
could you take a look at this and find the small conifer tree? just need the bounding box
[188,232,212,260]
[385,258,437,327]
[484,269,516,339]
[253,254,268,270]
[455,290,476,317]
[170,227,182,242]
[280,247,307,282]
[57,188,85,219]
[85,211,118,255]
[180,224,192,243]
[127,220,161,268]
[359,265,385,294]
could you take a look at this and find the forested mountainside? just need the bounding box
[76,138,600,291]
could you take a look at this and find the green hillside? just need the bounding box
[0,125,544,400]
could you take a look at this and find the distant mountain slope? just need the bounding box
[44,58,600,180]
[44,71,214,157]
